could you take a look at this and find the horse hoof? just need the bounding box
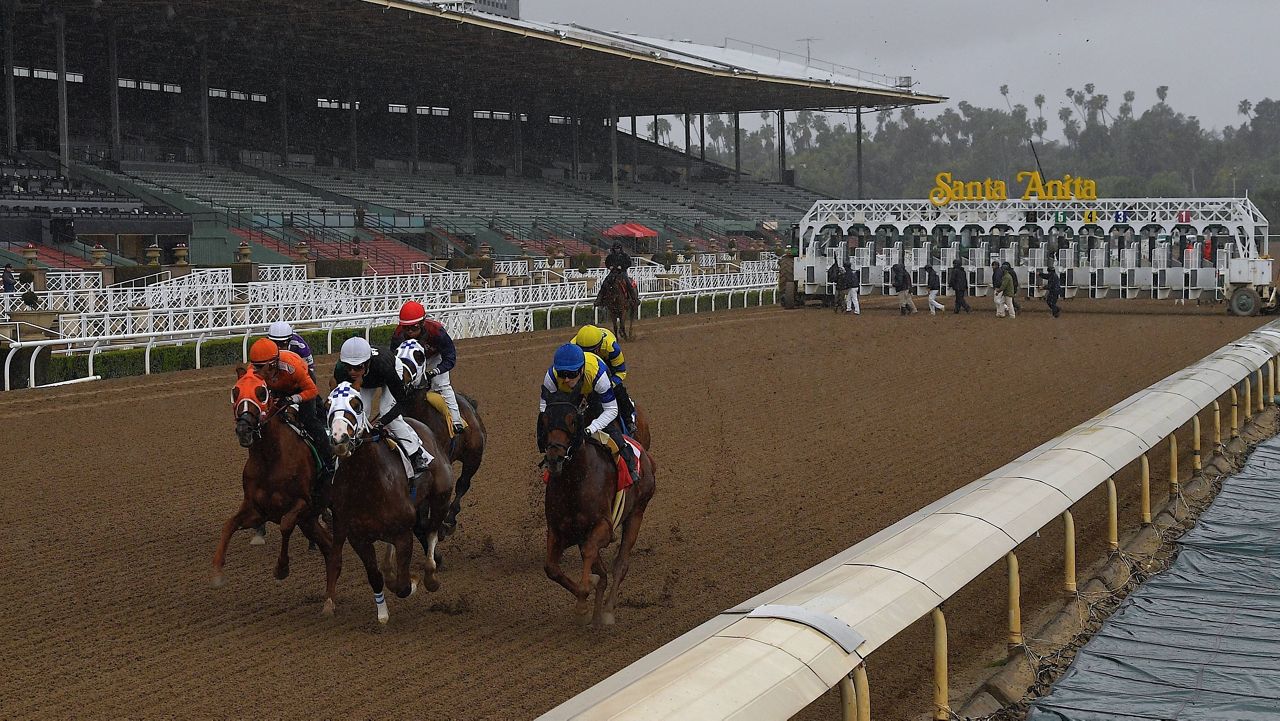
[321,599,335,617]
[274,564,290,581]
[377,610,390,625]
[409,577,419,597]
[589,574,600,590]
[425,577,441,593]
[249,531,266,547]
[210,572,226,589]
[601,612,616,626]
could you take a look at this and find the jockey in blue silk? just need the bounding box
[571,325,634,435]
[538,343,638,482]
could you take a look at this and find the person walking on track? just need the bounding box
[949,258,972,314]
[892,262,916,316]
[842,261,860,315]
[997,265,1017,318]
[1041,264,1063,318]
[924,264,945,315]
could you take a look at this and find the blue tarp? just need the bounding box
[1028,438,1280,721]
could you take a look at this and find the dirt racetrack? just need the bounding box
[0,297,1265,720]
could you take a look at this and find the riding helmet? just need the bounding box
[340,336,374,366]
[552,343,586,372]
[398,300,426,326]
[249,338,280,364]
[572,325,606,350]
[267,320,293,342]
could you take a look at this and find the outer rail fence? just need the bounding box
[3,281,777,391]
[540,321,1280,721]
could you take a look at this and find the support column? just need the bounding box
[630,115,638,176]
[777,109,787,184]
[2,0,14,154]
[651,114,658,143]
[855,107,864,199]
[609,101,618,207]
[278,75,289,165]
[733,111,741,181]
[198,42,211,164]
[570,112,580,180]
[1006,552,1022,652]
[511,106,522,176]
[55,13,69,174]
[699,113,705,161]
[347,87,358,169]
[411,99,420,172]
[107,20,122,162]
[683,110,692,179]
[463,106,474,175]
[932,607,949,721]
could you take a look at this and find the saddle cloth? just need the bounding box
[426,391,467,438]
[334,432,414,485]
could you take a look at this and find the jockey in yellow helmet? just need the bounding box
[571,325,634,435]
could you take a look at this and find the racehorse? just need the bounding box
[540,389,656,626]
[394,342,487,537]
[212,366,332,588]
[321,381,453,624]
[597,270,638,341]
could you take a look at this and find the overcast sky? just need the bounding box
[526,0,1277,135]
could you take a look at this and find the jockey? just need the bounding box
[247,338,334,499]
[571,324,634,435]
[267,321,315,380]
[602,241,637,306]
[391,300,464,435]
[538,343,638,483]
[333,336,432,477]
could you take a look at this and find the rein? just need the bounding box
[541,395,587,469]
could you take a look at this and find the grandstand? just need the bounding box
[0,0,941,270]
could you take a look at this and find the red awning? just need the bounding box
[603,222,658,239]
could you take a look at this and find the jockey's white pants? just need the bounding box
[428,370,463,424]
[927,290,945,313]
[845,288,860,313]
[360,386,430,462]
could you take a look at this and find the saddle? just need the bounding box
[425,391,468,438]
[280,406,323,471]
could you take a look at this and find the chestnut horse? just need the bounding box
[597,270,638,341]
[321,381,453,624]
[212,367,332,587]
[541,390,656,625]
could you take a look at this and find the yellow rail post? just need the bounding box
[1140,453,1151,524]
[932,607,949,721]
[839,675,856,721]
[1007,551,1022,653]
[1231,389,1240,439]
[1258,369,1266,413]
[1271,358,1276,406]
[1106,477,1119,552]
[1245,377,1253,425]
[1169,434,1179,496]
[854,665,871,721]
[1192,415,1202,472]
[1063,510,1077,594]
[1214,401,1222,448]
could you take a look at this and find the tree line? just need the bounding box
[674,86,1280,224]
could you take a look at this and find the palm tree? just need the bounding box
[1239,99,1254,119]
[1156,85,1169,104]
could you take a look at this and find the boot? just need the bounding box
[410,448,431,476]
[452,421,465,435]
[623,448,640,483]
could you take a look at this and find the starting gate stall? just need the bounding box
[852,245,874,297]
[795,196,1272,315]
[938,242,962,297]
[910,243,932,295]
[1025,245,1050,299]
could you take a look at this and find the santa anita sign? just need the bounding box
[929,171,1098,207]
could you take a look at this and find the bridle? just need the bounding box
[541,391,587,470]
[328,382,371,456]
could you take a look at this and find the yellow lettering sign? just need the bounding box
[931,171,1097,206]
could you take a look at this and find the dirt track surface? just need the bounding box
[0,297,1265,720]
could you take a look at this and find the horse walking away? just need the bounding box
[322,381,453,624]
[597,270,639,341]
[212,367,333,588]
[540,389,656,626]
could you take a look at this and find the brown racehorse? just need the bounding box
[402,390,486,538]
[541,389,656,626]
[597,270,638,341]
[212,367,332,588]
[321,381,453,624]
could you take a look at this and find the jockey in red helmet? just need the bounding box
[247,337,335,501]
[391,300,464,435]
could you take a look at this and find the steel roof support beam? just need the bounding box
[55,12,69,175]
[198,41,211,164]
[411,96,420,173]
[684,109,692,179]
[3,0,16,154]
[733,111,740,182]
[630,115,638,176]
[107,19,121,162]
[278,73,289,166]
[462,104,473,175]
[777,109,787,185]
[699,113,705,162]
[347,84,358,170]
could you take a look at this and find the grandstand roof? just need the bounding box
[37,0,944,117]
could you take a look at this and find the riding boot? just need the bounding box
[410,448,431,477]
[624,447,640,483]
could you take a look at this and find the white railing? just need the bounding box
[257,264,309,283]
[543,322,1280,721]
[5,279,779,390]
[698,254,718,268]
[739,259,778,274]
[45,270,103,292]
[494,260,530,277]
[532,257,567,271]
[464,282,590,305]
[678,271,777,290]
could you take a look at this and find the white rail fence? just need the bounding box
[541,323,1280,721]
[464,282,591,306]
[5,280,779,390]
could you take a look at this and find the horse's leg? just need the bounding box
[211,498,259,588]
[604,506,647,626]
[576,521,610,625]
[274,497,307,581]
[350,538,391,625]
[322,529,346,617]
[414,484,450,592]
[544,528,584,604]
[591,551,610,627]
[298,513,334,569]
[391,534,418,599]
[444,442,481,534]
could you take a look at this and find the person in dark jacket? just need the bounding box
[1003,261,1021,313]
[841,261,861,314]
[924,264,945,315]
[333,336,433,477]
[949,258,972,314]
[827,258,843,305]
[602,241,636,307]
[891,262,916,315]
[990,261,1005,313]
[1040,264,1063,318]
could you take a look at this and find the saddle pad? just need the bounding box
[426,391,467,438]
[613,436,643,492]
